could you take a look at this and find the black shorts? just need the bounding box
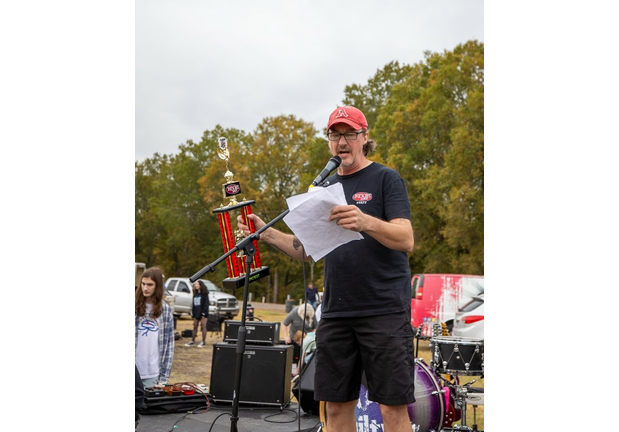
[313,311,415,406]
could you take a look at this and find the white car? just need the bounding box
[165,277,240,320]
[452,294,484,339]
[162,288,176,310]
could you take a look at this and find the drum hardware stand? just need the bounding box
[414,325,422,357]
[453,384,472,431]
[190,209,290,432]
[469,400,481,431]
[463,379,483,432]
[443,378,483,432]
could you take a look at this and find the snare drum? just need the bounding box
[430,336,484,376]
[319,359,447,432]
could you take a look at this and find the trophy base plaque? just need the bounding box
[222,266,270,291]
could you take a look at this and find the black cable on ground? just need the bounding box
[207,412,233,432]
[163,405,213,432]
[263,408,298,423]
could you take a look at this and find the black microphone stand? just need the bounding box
[189,209,290,432]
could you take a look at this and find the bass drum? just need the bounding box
[319,359,446,432]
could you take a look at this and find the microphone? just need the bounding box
[311,156,342,187]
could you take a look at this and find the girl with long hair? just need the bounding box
[185,280,210,347]
[135,267,175,387]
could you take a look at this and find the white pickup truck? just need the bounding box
[165,277,240,320]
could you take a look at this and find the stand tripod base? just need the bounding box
[222,266,270,291]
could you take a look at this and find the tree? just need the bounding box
[373,40,484,274]
[342,61,414,135]
[135,153,169,268]
[235,115,327,302]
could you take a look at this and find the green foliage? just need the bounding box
[136,40,485,301]
[372,40,484,274]
[240,115,327,302]
[342,61,414,128]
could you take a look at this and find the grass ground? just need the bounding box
[167,303,484,430]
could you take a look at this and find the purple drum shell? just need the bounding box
[354,359,444,432]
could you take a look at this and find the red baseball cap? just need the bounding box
[327,106,368,131]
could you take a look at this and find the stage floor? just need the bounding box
[136,402,321,432]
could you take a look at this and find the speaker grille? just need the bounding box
[210,343,293,407]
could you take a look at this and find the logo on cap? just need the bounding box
[335,108,349,119]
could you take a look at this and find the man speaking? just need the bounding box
[238,106,415,431]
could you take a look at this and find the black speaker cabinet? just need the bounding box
[223,321,281,345]
[210,343,293,407]
[292,353,320,415]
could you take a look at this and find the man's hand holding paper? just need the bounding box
[283,183,363,261]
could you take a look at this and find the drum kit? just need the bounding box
[430,336,484,432]
[318,332,484,432]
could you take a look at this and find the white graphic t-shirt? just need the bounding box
[136,303,160,380]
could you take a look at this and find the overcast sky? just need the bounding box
[136,0,484,162]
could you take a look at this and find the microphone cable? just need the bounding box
[293,246,322,432]
[297,243,308,432]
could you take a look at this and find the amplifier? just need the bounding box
[210,343,293,407]
[223,320,281,345]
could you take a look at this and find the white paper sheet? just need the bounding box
[283,183,363,261]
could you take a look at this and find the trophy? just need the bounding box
[213,137,270,291]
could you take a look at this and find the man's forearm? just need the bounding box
[362,217,414,253]
[261,227,312,262]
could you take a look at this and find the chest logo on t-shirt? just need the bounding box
[352,192,373,204]
[138,314,159,337]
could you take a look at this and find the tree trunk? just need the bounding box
[266,274,271,303]
[273,268,279,303]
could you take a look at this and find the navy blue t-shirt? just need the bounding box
[320,162,412,318]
